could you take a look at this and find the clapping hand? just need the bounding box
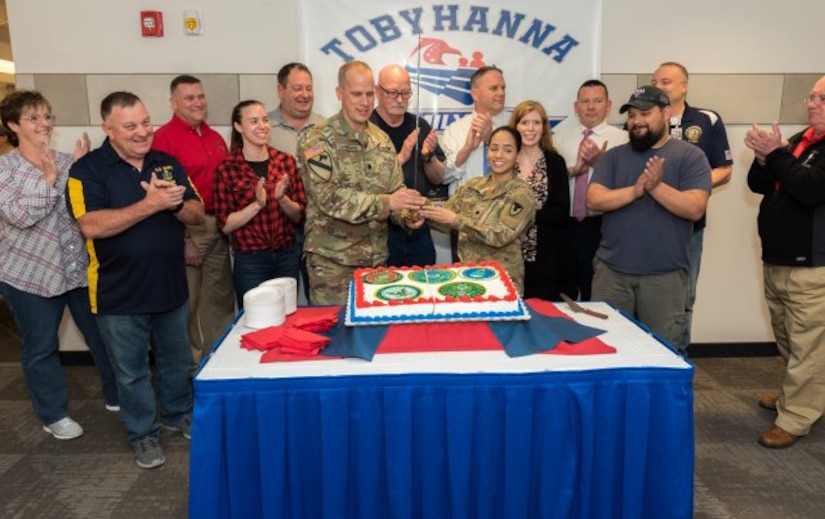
[745,123,783,163]
[632,156,666,198]
[421,128,439,157]
[141,171,186,211]
[642,156,665,191]
[466,112,492,150]
[255,177,268,209]
[274,175,289,202]
[40,142,58,186]
[73,132,91,161]
[399,129,420,165]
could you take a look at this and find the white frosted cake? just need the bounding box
[345,261,530,325]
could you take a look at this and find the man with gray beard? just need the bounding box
[586,86,711,350]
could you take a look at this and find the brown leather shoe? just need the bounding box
[758,394,778,411]
[758,425,800,449]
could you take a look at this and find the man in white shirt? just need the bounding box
[441,66,509,195]
[554,79,628,300]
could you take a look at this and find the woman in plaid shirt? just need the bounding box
[214,100,307,308]
[0,91,119,440]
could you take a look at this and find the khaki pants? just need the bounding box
[764,264,825,436]
[591,258,688,350]
[186,215,235,360]
[306,253,357,306]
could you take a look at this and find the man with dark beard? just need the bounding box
[586,86,711,350]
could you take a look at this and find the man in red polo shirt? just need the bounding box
[153,75,234,361]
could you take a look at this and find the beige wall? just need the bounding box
[6,0,825,345]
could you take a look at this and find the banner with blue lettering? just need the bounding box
[299,0,603,130]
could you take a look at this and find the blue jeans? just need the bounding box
[678,228,704,351]
[0,282,119,425]
[233,245,301,308]
[96,302,193,444]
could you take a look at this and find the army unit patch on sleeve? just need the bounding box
[499,200,525,230]
[304,145,332,182]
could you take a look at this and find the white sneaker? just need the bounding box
[43,417,84,440]
[105,403,120,412]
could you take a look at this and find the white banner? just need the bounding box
[299,0,603,130]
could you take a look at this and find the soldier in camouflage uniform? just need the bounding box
[296,61,426,304]
[421,126,535,293]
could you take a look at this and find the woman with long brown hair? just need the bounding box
[509,100,571,300]
[213,100,307,308]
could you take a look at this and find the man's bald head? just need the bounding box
[375,64,413,125]
[378,64,410,86]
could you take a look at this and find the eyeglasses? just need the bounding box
[20,114,57,125]
[803,94,825,105]
[378,85,413,100]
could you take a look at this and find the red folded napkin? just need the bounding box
[241,326,288,351]
[260,349,335,363]
[255,326,334,362]
[286,306,341,332]
[274,327,330,355]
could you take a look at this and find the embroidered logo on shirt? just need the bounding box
[509,202,524,217]
[154,165,176,184]
[684,126,702,144]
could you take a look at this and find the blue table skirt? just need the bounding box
[190,367,694,519]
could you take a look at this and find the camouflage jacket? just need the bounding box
[436,173,536,292]
[297,112,403,267]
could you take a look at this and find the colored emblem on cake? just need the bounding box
[408,269,457,284]
[460,267,498,280]
[346,261,530,325]
[362,270,403,284]
[375,285,423,301]
[438,281,487,298]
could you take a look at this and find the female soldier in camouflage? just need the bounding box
[420,126,535,293]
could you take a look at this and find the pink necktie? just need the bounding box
[572,129,593,221]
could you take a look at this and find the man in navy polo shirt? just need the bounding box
[67,91,204,469]
[652,62,733,351]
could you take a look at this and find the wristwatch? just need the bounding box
[421,153,434,164]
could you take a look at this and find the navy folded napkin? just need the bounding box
[318,308,389,361]
[488,306,606,358]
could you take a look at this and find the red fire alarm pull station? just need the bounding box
[141,11,164,37]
